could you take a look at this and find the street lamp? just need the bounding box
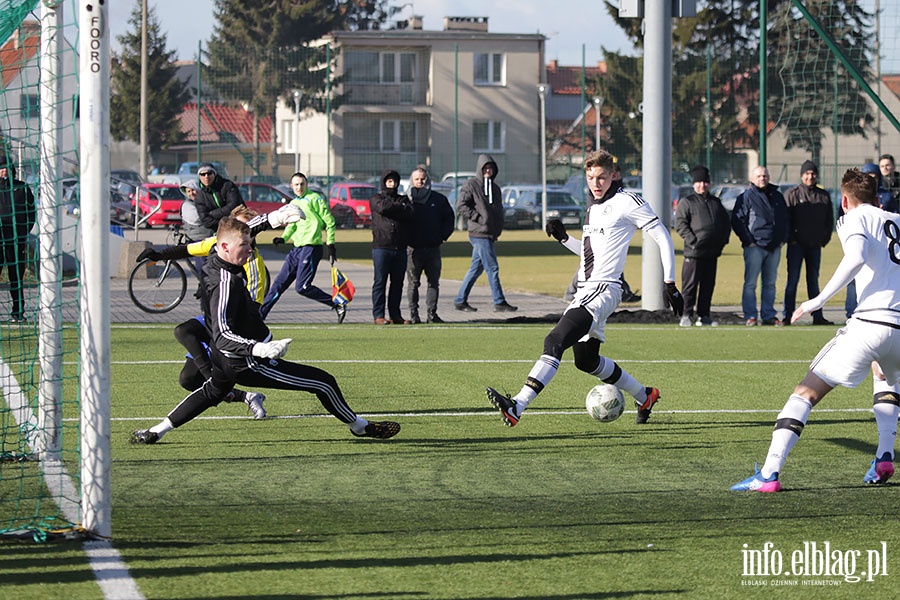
[292,89,303,172]
[592,96,604,151]
[537,83,549,230]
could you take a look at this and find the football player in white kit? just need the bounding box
[732,168,900,492]
[486,150,683,426]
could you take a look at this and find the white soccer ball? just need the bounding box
[585,384,626,422]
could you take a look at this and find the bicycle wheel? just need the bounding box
[128,259,187,313]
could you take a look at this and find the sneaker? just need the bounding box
[455,302,477,312]
[864,452,895,484]
[696,317,719,327]
[745,317,757,326]
[427,314,444,323]
[130,429,159,445]
[730,463,782,492]
[761,317,783,326]
[486,387,520,427]
[635,387,660,424]
[679,315,693,327]
[334,303,347,324]
[244,392,267,419]
[351,421,401,439]
[494,301,518,312]
[374,317,390,325]
[410,313,422,324]
[813,316,835,326]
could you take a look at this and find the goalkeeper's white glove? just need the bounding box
[251,338,293,359]
[267,204,305,228]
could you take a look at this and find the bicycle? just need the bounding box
[127,225,199,313]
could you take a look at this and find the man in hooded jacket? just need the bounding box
[371,169,414,324]
[453,154,517,313]
[0,162,36,322]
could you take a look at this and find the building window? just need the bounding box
[380,120,417,152]
[474,53,504,86]
[347,50,416,84]
[20,94,39,118]
[281,120,294,152]
[473,120,504,152]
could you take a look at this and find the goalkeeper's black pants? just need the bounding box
[167,347,358,428]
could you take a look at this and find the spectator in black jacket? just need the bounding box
[783,160,834,325]
[453,154,517,313]
[0,162,36,322]
[195,162,244,233]
[406,167,455,323]
[371,169,414,324]
[130,216,400,444]
[674,165,731,327]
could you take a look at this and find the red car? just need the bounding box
[124,183,185,228]
[328,182,376,227]
[235,182,293,216]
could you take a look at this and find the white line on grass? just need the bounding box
[105,406,874,423]
[102,358,811,365]
[0,358,144,600]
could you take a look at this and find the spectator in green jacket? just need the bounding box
[259,172,344,323]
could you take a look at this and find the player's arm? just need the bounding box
[793,233,865,323]
[642,220,677,283]
[187,237,216,257]
[545,219,581,255]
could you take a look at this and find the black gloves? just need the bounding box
[545,219,568,243]
[663,282,684,317]
[137,248,162,262]
[272,237,285,246]
[326,244,337,265]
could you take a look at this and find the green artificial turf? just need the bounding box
[4,323,897,599]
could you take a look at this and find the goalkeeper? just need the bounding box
[486,150,682,427]
[131,215,400,444]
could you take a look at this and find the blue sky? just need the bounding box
[108,0,637,68]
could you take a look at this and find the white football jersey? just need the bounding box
[579,187,661,284]
[839,203,900,325]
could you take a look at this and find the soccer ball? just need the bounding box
[585,384,625,422]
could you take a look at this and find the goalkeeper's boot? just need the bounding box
[335,302,347,324]
[244,392,267,420]
[635,387,660,424]
[730,463,781,492]
[351,421,401,439]
[864,452,894,485]
[130,429,159,445]
[486,387,520,427]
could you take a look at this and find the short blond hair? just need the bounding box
[229,204,258,223]
[584,150,616,173]
[216,216,250,240]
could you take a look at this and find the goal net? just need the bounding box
[1,0,85,541]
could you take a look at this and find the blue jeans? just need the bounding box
[372,247,407,321]
[260,245,331,319]
[454,236,507,305]
[742,245,781,321]
[783,243,823,320]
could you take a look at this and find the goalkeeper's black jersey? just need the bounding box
[203,254,271,360]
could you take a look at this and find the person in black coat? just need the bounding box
[370,169,414,324]
[405,167,455,323]
[194,162,244,233]
[0,162,36,322]
[674,165,731,327]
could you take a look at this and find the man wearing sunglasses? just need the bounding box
[195,162,245,233]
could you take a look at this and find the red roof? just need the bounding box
[1,22,39,87]
[179,102,273,144]
[546,59,607,96]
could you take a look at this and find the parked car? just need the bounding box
[440,171,477,186]
[178,161,230,179]
[328,182,377,227]
[236,182,292,215]
[712,182,797,214]
[127,183,185,228]
[111,169,143,187]
[500,185,585,230]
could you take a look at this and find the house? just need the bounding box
[280,16,546,183]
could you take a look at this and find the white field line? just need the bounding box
[0,358,144,600]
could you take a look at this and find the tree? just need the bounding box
[110,2,190,162]
[767,1,876,164]
[205,0,395,176]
